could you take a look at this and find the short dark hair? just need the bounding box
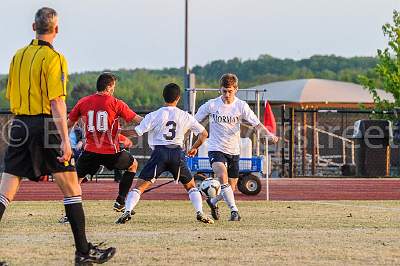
[97,72,117,92]
[35,7,58,34]
[163,83,181,103]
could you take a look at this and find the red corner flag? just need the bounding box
[263,100,276,135]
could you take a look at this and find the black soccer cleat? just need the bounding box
[0,261,9,266]
[75,242,116,265]
[115,210,135,224]
[229,211,241,221]
[206,198,220,220]
[113,202,125,212]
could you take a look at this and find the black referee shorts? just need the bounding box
[3,115,75,182]
[76,150,135,179]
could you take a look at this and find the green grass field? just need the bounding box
[1,200,400,265]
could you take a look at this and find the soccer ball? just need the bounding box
[200,178,221,198]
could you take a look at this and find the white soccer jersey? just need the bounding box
[195,96,260,155]
[135,106,205,149]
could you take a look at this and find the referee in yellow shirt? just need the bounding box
[0,7,115,265]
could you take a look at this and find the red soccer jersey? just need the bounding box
[69,94,136,154]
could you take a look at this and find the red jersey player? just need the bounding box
[68,72,142,212]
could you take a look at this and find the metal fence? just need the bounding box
[279,107,400,178]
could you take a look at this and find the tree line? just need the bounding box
[0,54,379,110]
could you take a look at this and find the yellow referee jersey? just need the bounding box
[6,39,68,115]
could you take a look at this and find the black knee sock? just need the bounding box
[64,196,89,254]
[116,171,136,204]
[0,194,10,221]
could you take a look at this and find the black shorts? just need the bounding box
[3,115,75,182]
[208,151,240,178]
[139,145,192,184]
[76,150,135,178]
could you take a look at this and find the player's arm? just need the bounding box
[48,55,72,163]
[119,114,143,137]
[242,102,278,143]
[118,99,143,125]
[194,101,210,123]
[255,124,279,143]
[119,128,138,137]
[51,97,72,163]
[132,112,155,137]
[132,114,143,124]
[67,119,76,130]
[187,116,208,156]
[187,129,208,157]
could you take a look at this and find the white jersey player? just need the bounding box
[116,83,214,224]
[195,73,278,221]
[136,106,203,150]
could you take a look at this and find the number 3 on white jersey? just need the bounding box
[87,110,108,132]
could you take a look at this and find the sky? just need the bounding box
[0,0,399,74]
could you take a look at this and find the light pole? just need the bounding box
[184,0,195,113]
[184,0,189,79]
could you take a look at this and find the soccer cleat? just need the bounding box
[115,210,135,224]
[75,242,116,265]
[196,211,214,224]
[206,198,220,220]
[229,211,241,221]
[113,202,125,212]
[0,261,9,266]
[58,215,69,224]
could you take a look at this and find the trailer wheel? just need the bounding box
[194,173,207,190]
[238,174,262,195]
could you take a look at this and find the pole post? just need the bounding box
[289,107,295,178]
[280,105,286,177]
[311,111,317,176]
[302,112,307,176]
[183,0,190,111]
[256,90,260,156]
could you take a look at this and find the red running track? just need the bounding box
[12,178,400,201]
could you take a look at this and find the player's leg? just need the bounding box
[204,152,230,220]
[182,178,214,224]
[208,151,228,203]
[58,151,100,224]
[0,173,22,221]
[225,155,241,221]
[53,171,116,264]
[116,148,165,224]
[169,148,213,224]
[42,118,116,264]
[210,153,240,220]
[210,162,227,204]
[0,117,31,221]
[115,178,152,224]
[0,174,20,266]
[114,169,122,182]
[53,171,88,251]
[111,151,138,211]
[125,178,151,211]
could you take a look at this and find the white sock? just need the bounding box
[125,189,141,213]
[210,194,223,206]
[221,184,238,212]
[188,187,203,214]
